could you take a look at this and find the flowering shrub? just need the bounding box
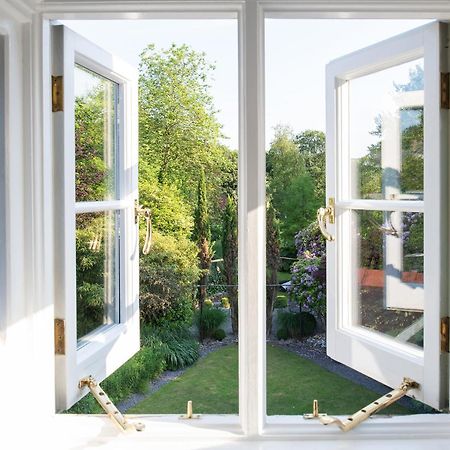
[290,222,326,320]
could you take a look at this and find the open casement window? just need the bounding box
[52,25,139,411]
[325,21,449,410]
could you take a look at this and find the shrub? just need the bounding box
[212,328,226,341]
[277,328,289,340]
[274,295,288,309]
[194,307,227,339]
[277,311,316,339]
[141,324,200,370]
[67,344,166,414]
[139,231,200,326]
[221,297,230,309]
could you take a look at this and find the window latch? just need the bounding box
[314,377,419,432]
[317,197,335,241]
[79,376,145,432]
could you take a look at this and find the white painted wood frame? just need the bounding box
[52,24,140,411]
[325,22,448,409]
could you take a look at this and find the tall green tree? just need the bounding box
[294,130,326,203]
[138,44,224,204]
[193,170,213,340]
[266,200,281,337]
[266,126,317,254]
[222,196,238,335]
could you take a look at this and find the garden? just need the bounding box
[69,42,429,416]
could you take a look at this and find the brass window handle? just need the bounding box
[317,197,335,241]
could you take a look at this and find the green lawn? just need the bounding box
[278,271,291,283]
[129,344,412,415]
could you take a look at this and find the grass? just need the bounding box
[129,344,412,415]
[277,271,291,283]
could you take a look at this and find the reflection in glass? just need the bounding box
[75,64,118,202]
[76,211,118,341]
[349,59,424,200]
[353,210,423,348]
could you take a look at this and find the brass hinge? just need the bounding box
[441,73,449,109]
[441,317,449,353]
[79,376,145,432]
[54,318,65,355]
[52,75,64,112]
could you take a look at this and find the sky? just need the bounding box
[62,19,431,151]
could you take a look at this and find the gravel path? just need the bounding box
[118,334,435,414]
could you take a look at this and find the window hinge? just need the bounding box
[441,73,449,109]
[54,318,65,355]
[79,376,145,432]
[441,317,449,353]
[52,75,64,112]
[314,377,419,432]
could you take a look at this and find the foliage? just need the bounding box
[266,200,281,336]
[138,43,225,204]
[294,130,326,202]
[212,328,226,341]
[139,231,200,326]
[194,307,227,340]
[141,324,200,370]
[277,311,316,339]
[222,195,238,334]
[274,295,288,309]
[68,344,167,414]
[290,222,326,320]
[276,328,289,340]
[266,126,318,254]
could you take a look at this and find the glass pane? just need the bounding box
[353,209,423,348]
[349,59,424,200]
[76,210,118,341]
[75,64,118,202]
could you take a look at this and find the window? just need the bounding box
[325,22,447,408]
[52,25,139,411]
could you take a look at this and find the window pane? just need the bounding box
[75,64,118,202]
[76,210,119,342]
[349,59,424,201]
[352,209,423,348]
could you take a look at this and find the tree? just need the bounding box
[138,44,225,205]
[222,196,238,335]
[266,126,318,254]
[266,200,280,337]
[193,170,213,340]
[294,130,326,203]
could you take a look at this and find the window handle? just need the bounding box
[135,203,152,254]
[317,197,335,241]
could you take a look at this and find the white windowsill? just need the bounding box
[46,414,450,449]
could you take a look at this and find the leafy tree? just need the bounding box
[266,201,281,337]
[138,44,225,204]
[222,196,238,335]
[193,170,213,340]
[266,126,318,254]
[294,130,326,202]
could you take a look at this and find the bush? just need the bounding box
[277,311,316,339]
[212,328,226,341]
[204,299,213,309]
[194,307,227,339]
[141,324,200,370]
[67,344,166,414]
[139,231,200,326]
[221,297,230,309]
[277,328,289,340]
[274,295,288,309]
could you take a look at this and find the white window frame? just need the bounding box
[26,0,450,444]
[52,24,140,411]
